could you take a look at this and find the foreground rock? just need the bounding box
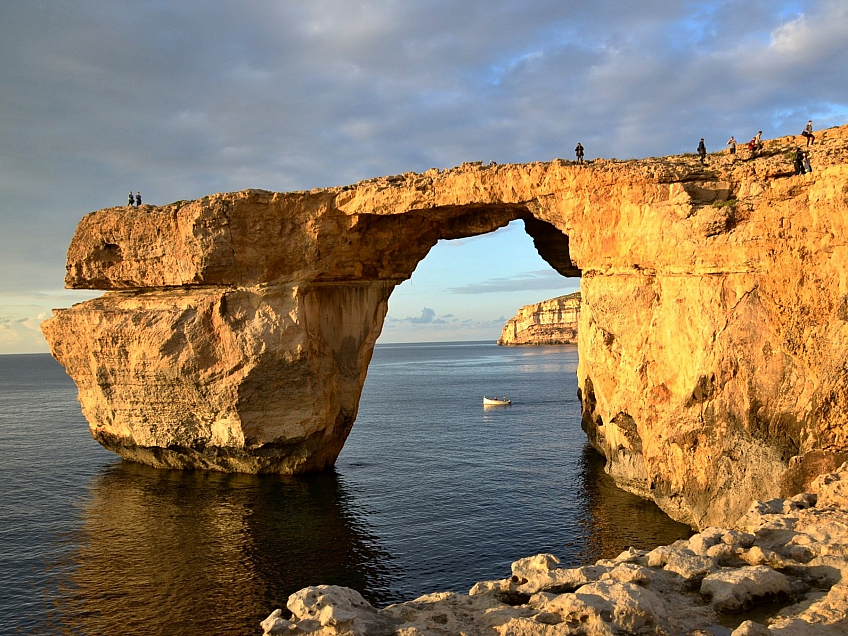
[498,292,581,346]
[43,126,848,527]
[262,463,848,635]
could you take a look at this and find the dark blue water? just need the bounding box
[0,344,690,635]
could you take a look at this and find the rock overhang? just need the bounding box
[64,190,575,290]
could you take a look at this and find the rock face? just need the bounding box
[498,292,581,345]
[265,462,848,635]
[43,127,848,528]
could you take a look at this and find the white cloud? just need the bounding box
[405,308,437,324]
[0,313,50,354]
[1,1,847,352]
[450,270,573,295]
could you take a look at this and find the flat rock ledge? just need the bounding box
[261,463,848,635]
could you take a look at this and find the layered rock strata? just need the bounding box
[498,292,581,345]
[262,462,848,635]
[43,126,848,528]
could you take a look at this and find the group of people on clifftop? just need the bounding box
[575,119,816,169]
[127,191,142,207]
[793,148,813,175]
[697,120,816,171]
[719,132,762,160]
[701,130,762,163]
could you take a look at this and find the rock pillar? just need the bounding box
[42,282,391,472]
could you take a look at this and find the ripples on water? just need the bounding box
[0,344,690,635]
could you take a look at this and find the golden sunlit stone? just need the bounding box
[43,126,848,529]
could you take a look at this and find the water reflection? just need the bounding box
[45,462,395,635]
[575,447,693,564]
[30,339,695,635]
[40,449,691,635]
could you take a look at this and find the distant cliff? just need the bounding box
[498,292,580,345]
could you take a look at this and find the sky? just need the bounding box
[2,0,847,353]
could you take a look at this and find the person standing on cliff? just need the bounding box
[802,120,815,146]
[793,147,805,175]
[128,191,134,207]
[727,136,736,155]
[135,192,141,207]
[575,142,584,164]
[697,138,706,164]
[755,130,763,150]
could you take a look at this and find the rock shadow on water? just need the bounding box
[573,446,693,565]
[41,461,397,635]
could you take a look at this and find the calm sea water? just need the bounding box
[0,343,690,635]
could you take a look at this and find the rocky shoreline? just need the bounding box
[260,463,848,635]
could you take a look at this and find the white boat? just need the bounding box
[483,396,511,406]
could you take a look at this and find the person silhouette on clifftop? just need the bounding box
[135,192,141,207]
[575,142,584,164]
[697,138,706,164]
[802,120,815,146]
[128,191,134,207]
[794,147,805,175]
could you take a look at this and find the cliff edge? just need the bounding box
[498,292,581,345]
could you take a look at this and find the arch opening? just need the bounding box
[377,216,580,345]
[333,220,690,602]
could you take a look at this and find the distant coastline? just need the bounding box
[498,292,580,346]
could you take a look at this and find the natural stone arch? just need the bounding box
[43,127,848,528]
[45,188,580,475]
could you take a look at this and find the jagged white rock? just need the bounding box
[701,565,791,611]
[284,586,398,636]
[261,462,848,635]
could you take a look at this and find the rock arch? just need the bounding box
[44,182,579,474]
[43,127,848,527]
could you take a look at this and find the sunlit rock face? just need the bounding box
[44,128,848,528]
[498,292,581,345]
[42,283,391,473]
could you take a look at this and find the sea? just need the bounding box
[0,342,691,635]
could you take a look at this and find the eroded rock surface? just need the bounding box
[43,126,848,526]
[262,462,848,635]
[498,292,581,345]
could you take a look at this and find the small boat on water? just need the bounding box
[483,396,511,406]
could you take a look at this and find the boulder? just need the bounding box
[701,565,791,612]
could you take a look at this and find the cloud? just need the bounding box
[408,307,435,324]
[2,1,848,352]
[379,312,506,343]
[0,312,50,354]
[449,270,572,294]
[396,307,448,324]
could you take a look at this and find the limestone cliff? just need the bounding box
[498,292,581,345]
[43,125,848,529]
